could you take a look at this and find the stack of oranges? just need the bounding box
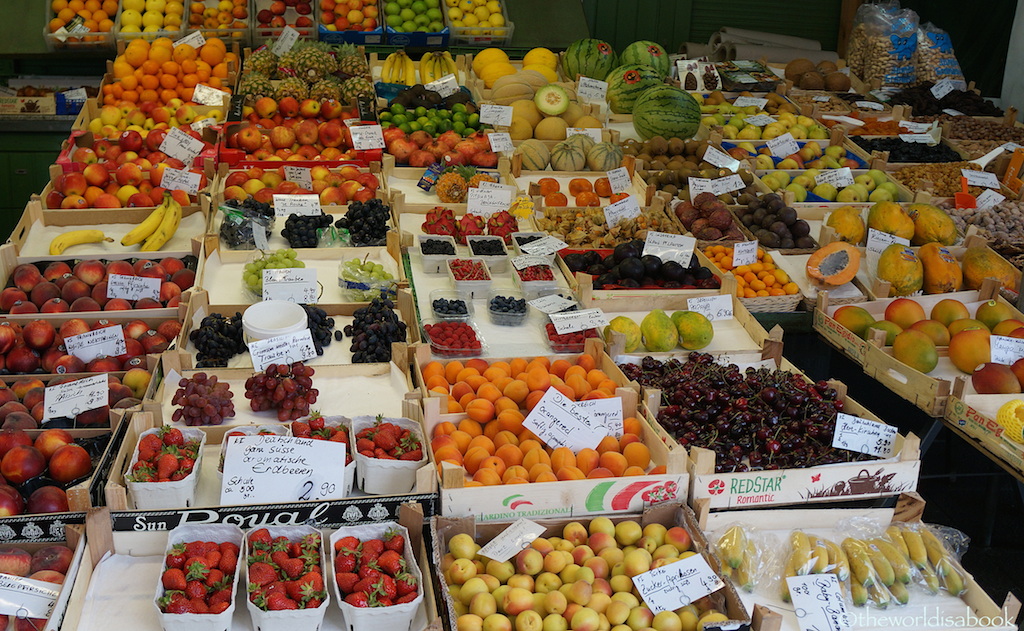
[48,0,117,42]
[422,356,665,487]
[702,244,800,298]
[104,36,235,106]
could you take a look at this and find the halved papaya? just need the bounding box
[806,241,861,286]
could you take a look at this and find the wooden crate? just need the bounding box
[945,384,1024,478]
[385,154,519,215]
[2,524,88,631]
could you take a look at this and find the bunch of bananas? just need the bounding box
[49,230,113,256]
[419,51,458,84]
[888,523,966,597]
[381,50,417,86]
[716,525,757,592]
[121,191,182,252]
[781,531,853,602]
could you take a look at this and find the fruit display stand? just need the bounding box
[704,250,805,314]
[176,287,420,368]
[69,94,231,137]
[58,128,222,173]
[218,121,385,169]
[42,0,120,52]
[945,380,1024,481]
[386,157,518,215]
[250,0,319,43]
[431,502,751,629]
[368,52,471,87]
[564,248,725,306]
[521,159,653,208]
[441,2,513,47]
[768,250,870,312]
[524,195,683,250]
[0,523,88,630]
[752,169,914,204]
[61,504,441,631]
[698,497,1021,631]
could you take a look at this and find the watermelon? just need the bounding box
[619,40,671,78]
[631,85,701,140]
[562,38,617,81]
[606,64,663,114]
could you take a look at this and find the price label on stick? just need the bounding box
[161,167,202,195]
[787,574,852,631]
[942,108,964,116]
[528,294,576,314]
[832,412,897,458]
[252,220,269,250]
[220,434,347,505]
[273,194,322,216]
[511,254,549,270]
[686,294,733,322]
[702,146,740,172]
[813,95,831,102]
[815,167,854,188]
[743,114,775,127]
[349,124,385,150]
[566,127,603,143]
[731,240,758,267]
[520,235,567,256]
[272,26,300,56]
[900,120,932,133]
[931,78,956,100]
[961,169,1001,189]
[549,308,608,335]
[607,167,632,194]
[191,117,215,133]
[603,195,641,227]
[477,519,547,562]
[632,554,724,614]
[733,96,768,109]
[43,374,107,421]
[990,335,1024,365]
[767,133,799,158]
[976,188,1005,210]
[467,186,512,216]
[107,273,160,301]
[283,166,312,189]
[486,132,514,153]
[687,177,714,196]
[247,329,317,371]
[425,74,459,98]
[710,173,745,195]
[523,387,602,451]
[159,126,205,163]
[643,231,695,266]
[865,229,910,256]
[479,104,513,126]
[64,325,127,363]
[574,397,624,437]
[577,77,608,103]
[262,268,318,303]
[854,100,885,111]
[192,83,229,106]
[174,30,205,49]
[63,87,87,102]
[0,574,60,619]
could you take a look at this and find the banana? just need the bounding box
[789,531,812,575]
[807,536,829,574]
[717,525,747,570]
[887,580,910,605]
[842,538,875,587]
[420,52,436,84]
[920,528,948,570]
[824,538,850,581]
[867,582,891,609]
[919,563,940,594]
[900,528,929,569]
[121,194,168,246]
[781,555,797,603]
[938,559,966,596]
[870,538,911,584]
[850,581,868,607]
[49,229,113,256]
[866,542,896,587]
[441,50,458,79]
[886,526,910,560]
[403,53,416,86]
[733,539,756,592]
[140,194,181,251]
[383,52,397,83]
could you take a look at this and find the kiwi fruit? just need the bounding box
[647,136,669,155]
[667,137,686,155]
[785,58,816,82]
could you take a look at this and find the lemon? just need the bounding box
[472,0,486,5]
[122,0,145,11]
[445,0,458,5]
[165,0,183,14]
[473,6,489,20]
[142,10,164,27]
[487,13,504,26]
[120,9,143,26]
[458,0,474,12]
[485,0,500,11]
[451,19,464,26]
[461,13,478,25]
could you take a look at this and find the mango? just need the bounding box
[947,318,987,336]
[640,310,678,352]
[866,321,902,346]
[971,363,1022,394]
[883,298,925,330]
[930,299,969,327]
[892,329,938,374]
[908,320,951,346]
[833,305,876,339]
[975,299,1015,331]
[948,328,991,374]
[604,316,642,353]
[670,311,714,350]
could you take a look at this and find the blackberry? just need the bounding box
[514,234,542,247]
[335,198,390,246]
[189,313,246,367]
[281,213,333,248]
[469,238,505,256]
[421,238,456,255]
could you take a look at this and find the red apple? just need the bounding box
[119,129,143,152]
[58,172,88,197]
[237,125,264,153]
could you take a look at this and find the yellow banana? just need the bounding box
[887,580,910,605]
[733,540,756,592]
[717,525,746,570]
[121,194,168,246]
[851,581,868,607]
[939,560,966,596]
[824,538,850,581]
[886,526,910,560]
[919,563,940,594]
[866,542,896,587]
[870,538,911,584]
[867,582,891,609]
[140,194,181,251]
[441,50,458,79]
[382,52,396,83]
[900,528,929,569]
[807,536,829,574]
[789,531,812,575]
[842,538,875,587]
[49,229,113,256]
[419,52,435,83]
[920,528,948,569]
[403,53,416,86]
[781,555,797,603]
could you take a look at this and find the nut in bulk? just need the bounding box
[940,198,1024,246]
[951,139,1005,160]
[947,118,1024,143]
[890,161,985,196]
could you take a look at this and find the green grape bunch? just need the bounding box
[242,248,305,295]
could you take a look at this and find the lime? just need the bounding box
[392,114,408,125]
[453,111,467,122]
[379,111,393,122]
[453,121,466,134]
[452,102,467,113]
[422,122,437,134]
[390,103,406,115]
[467,112,480,127]
[408,121,422,131]
[398,122,413,133]
[414,106,428,117]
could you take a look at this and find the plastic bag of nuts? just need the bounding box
[848,2,919,88]
[914,23,966,87]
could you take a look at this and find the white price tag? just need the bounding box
[976,188,1006,210]
[220,434,347,505]
[743,114,775,127]
[477,519,547,562]
[160,167,201,195]
[702,146,740,172]
[731,240,758,267]
[107,273,160,301]
[930,79,956,100]
[192,83,229,106]
[1000,142,1023,153]
[252,219,270,250]
[603,195,641,227]
[566,127,603,143]
[733,96,768,109]
[528,294,576,314]
[283,166,313,189]
[812,95,831,102]
[64,325,127,363]
[479,103,513,126]
[686,294,733,322]
[349,124,385,150]
[549,308,608,335]
[632,554,724,614]
[899,133,937,144]
[274,194,322,216]
[990,335,1024,365]
[425,74,459,98]
[942,108,964,116]
[247,329,317,370]
[262,268,318,303]
[687,177,714,196]
[577,77,608,103]
[787,574,852,631]
[159,126,205,163]
[520,235,567,255]
[961,169,1001,189]
[478,180,515,192]
[767,133,799,158]
[272,26,300,56]
[0,574,60,619]
[854,100,885,111]
[643,230,695,266]
[467,186,513,216]
[174,30,205,49]
[63,87,87,102]
[866,228,910,255]
[574,397,624,437]
[486,132,514,153]
[43,374,106,421]
[191,117,216,133]
[711,173,745,195]
[832,412,897,458]
[607,167,632,194]
[900,120,932,133]
[814,167,854,188]
[522,387,602,451]
[511,254,549,270]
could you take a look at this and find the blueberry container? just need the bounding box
[429,289,474,322]
[417,234,458,274]
[486,288,528,326]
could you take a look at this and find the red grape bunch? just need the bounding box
[171,373,236,426]
[244,362,318,422]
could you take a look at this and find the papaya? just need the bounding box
[918,242,963,294]
[640,310,678,351]
[867,201,915,241]
[826,205,866,244]
[908,203,957,246]
[876,244,923,297]
[604,316,642,352]
[962,246,1020,291]
[806,241,860,286]
[670,311,714,350]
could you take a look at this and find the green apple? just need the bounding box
[868,187,894,202]
[813,183,838,200]
[785,183,808,202]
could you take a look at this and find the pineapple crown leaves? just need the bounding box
[442,165,478,180]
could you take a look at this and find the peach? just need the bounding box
[561,521,588,547]
[665,526,692,552]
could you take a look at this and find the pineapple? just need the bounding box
[308,77,343,102]
[336,43,370,80]
[243,47,279,78]
[276,76,309,100]
[468,173,496,188]
[340,76,373,102]
[287,43,339,83]
[436,172,469,203]
[238,73,275,100]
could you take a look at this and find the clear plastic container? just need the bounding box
[446,257,492,299]
[543,320,601,354]
[417,234,457,274]
[512,261,559,299]
[421,318,486,357]
[466,235,509,273]
[429,289,474,322]
[486,288,528,326]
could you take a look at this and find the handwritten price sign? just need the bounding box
[220,434,347,505]
[832,413,896,458]
[43,374,107,421]
[632,554,724,613]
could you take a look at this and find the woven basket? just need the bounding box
[739,293,803,313]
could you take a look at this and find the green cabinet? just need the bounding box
[0,130,69,239]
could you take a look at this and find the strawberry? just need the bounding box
[249,528,273,547]
[279,557,305,579]
[220,541,240,557]
[248,561,278,586]
[377,596,393,607]
[375,574,397,600]
[130,464,156,482]
[377,550,403,576]
[334,548,358,573]
[161,568,186,591]
[291,421,311,438]
[160,592,194,614]
[383,529,405,554]
[395,591,419,604]
[266,593,298,610]
[205,549,222,568]
[303,595,323,609]
[356,438,375,453]
[265,581,288,597]
[335,536,360,551]
[156,453,179,480]
[270,550,291,568]
[209,601,230,614]
[204,568,225,588]
[308,412,325,431]
[138,433,163,462]
[184,541,206,558]
[399,449,423,461]
[218,550,237,574]
[188,598,209,613]
[344,591,370,608]
[165,544,186,570]
[161,426,184,447]
[169,470,189,481]
[352,577,375,595]
[373,431,397,451]
[395,571,417,596]
[208,588,233,606]
[361,539,384,560]
[184,580,207,600]
[335,572,360,594]
[296,571,324,593]
[185,558,210,582]
[179,456,196,475]
[358,564,383,583]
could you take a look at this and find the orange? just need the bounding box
[522,448,551,471]
[148,46,172,65]
[576,448,599,475]
[599,451,628,477]
[467,435,495,455]
[449,430,472,453]
[121,89,139,103]
[444,361,464,383]
[550,447,576,472]
[48,18,64,32]
[119,74,139,91]
[556,466,586,481]
[465,399,495,424]
[457,418,483,437]
[161,60,180,76]
[623,417,643,436]
[495,444,523,468]
[502,465,529,483]
[159,75,178,91]
[477,456,507,479]
[502,379,529,404]
[140,89,159,102]
[472,468,502,486]
[123,46,148,68]
[172,43,197,64]
[492,431,519,449]
[200,44,225,66]
[623,442,650,469]
[587,467,615,479]
[463,447,490,474]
